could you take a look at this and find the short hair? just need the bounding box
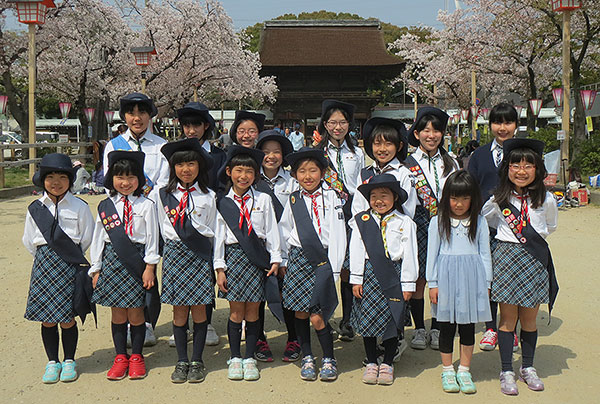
[489,103,518,124]
[166,150,209,194]
[290,157,326,175]
[108,158,145,196]
[121,102,153,116]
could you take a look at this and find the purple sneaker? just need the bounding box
[520,367,544,391]
[500,371,519,395]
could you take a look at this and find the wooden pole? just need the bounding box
[560,11,571,184]
[28,24,36,180]
[141,77,147,95]
[471,70,477,140]
[193,87,198,102]
[413,93,418,120]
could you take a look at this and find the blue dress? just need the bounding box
[426,215,492,324]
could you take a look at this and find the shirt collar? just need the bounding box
[414,147,441,161]
[201,140,211,152]
[113,193,140,203]
[124,128,153,143]
[176,182,200,193]
[328,140,348,151]
[41,191,74,207]
[300,184,323,197]
[450,217,471,227]
[492,138,503,151]
[371,157,400,172]
[371,209,400,222]
[227,187,254,200]
[261,167,285,181]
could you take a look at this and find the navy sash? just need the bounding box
[217,196,283,322]
[28,200,96,325]
[355,210,404,340]
[159,188,212,262]
[405,155,438,218]
[97,198,161,327]
[499,202,559,317]
[254,179,284,222]
[360,167,374,184]
[289,191,338,322]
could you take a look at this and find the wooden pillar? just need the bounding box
[28,23,36,179]
[560,11,571,184]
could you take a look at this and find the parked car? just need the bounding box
[1,131,23,159]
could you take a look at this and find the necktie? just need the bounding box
[331,145,346,183]
[134,136,144,151]
[375,164,394,175]
[513,191,530,233]
[373,211,396,257]
[427,154,440,195]
[174,187,196,227]
[234,194,252,236]
[121,196,133,236]
[261,174,276,191]
[302,190,322,236]
[495,145,503,167]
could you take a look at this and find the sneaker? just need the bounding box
[362,363,378,385]
[42,361,62,384]
[319,357,338,381]
[254,340,274,362]
[168,329,192,347]
[499,370,519,395]
[429,329,440,350]
[338,321,355,342]
[170,361,189,383]
[441,370,460,393]
[411,328,428,350]
[519,367,544,391]
[456,371,477,394]
[128,354,146,379]
[300,355,317,381]
[227,357,244,380]
[242,358,260,381]
[205,324,219,346]
[60,360,78,382]
[377,363,394,385]
[282,340,301,362]
[363,344,385,366]
[479,329,498,351]
[188,361,205,383]
[106,354,129,380]
[513,332,519,352]
[144,323,157,347]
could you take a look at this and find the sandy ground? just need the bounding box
[1,193,598,404]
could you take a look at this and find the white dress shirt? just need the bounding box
[326,140,365,195]
[482,192,558,242]
[349,209,418,291]
[410,147,458,201]
[89,194,160,275]
[279,185,347,281]
[260,167,300,207]
[491,139,503,168]
[351,158,418,219]
[23,192,94,257]
[213,188,282,271]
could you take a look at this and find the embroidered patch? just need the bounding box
[291,195,296,204]
[102,219,108,225]
[110,222,115,229]
[520,237,527,243]
[112,214,118,220]
[104,225,110,231]
[114,220,121,226]
[100,212,106,219]
[502,208,511,216]
[361,214,370,221]
[107,216,112,222]
[170,209,177,215]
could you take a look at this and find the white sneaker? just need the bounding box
[205,324,219,346]
[411,328,428,350]
[428,329,440,350]
[144,322,157,347]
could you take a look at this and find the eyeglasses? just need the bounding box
[325,120,349,129]
[509,164,536,172]
[236,129,258,136]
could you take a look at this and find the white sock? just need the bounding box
[458,365,470,373]
[442,365,455,373]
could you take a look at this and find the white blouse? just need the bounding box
[409,147,457,200]
[260,167,299,207]
[326,140,365,195]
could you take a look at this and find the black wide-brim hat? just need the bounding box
[230,110,266,144]
[256,129,294,158]
[217,145,265,185]
[362,117,409,161]
[161,138,214,170]
[104,150,146,190]
[176,102,215,130]
[357,173,408,209]
[502,138,545,158]
[285,147,328,170]
[32,153,75,187]
[119,92,158,121]
[408,107,449,147]
[321,99,356,120]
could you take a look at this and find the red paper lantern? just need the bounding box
[514,105,523,118]
[9,0,56,25]
[83,108,95,122]
[59,102,71,119]
[481,108,490,120]
[551,0,581,12]
[552,88,564,108]
[131,46,157,66]
[529,99,543,117]
[470,106,479,119]
[104,110,115,123]
[0,95,7,115]
[460,109,469,121]
[580,90,597,110]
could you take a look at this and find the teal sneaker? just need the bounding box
[242,358,260,381]
[60,360,78,382]
[441,370,460,393]
[42,361,62,384]
[457,371,477,394]
[227,357,244,380]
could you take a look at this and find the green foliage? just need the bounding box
[571,136,600,176]
[1,167,30,189]
[528,127,560,152]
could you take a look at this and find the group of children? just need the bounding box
[23,96,558,396]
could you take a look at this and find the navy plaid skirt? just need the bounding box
[491,241,549,307]
[92,243,146,308]
[218,244,265,302]
[282,246,321,314]
[161,239,214,306]
[350,259,402,337]
[25,245,77,323]
[414,206,430,279]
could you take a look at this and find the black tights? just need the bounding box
[438,322,475,354]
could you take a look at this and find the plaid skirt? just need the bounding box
[92,243,146,308]
[282,246,321,313]
[218,244,265,302]
[24,245,77,323]
[350,259,402,337]
[491,241,549,308]
[161,239,214,306]
[413,206,430,279]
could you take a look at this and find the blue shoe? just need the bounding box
[319,357,338,381]
[300,355,317,381]
[60,360,78,382]
[42,361,62,384]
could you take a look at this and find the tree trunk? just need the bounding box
[2,71,28,138]
[571,71,586,164]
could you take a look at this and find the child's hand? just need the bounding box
[278,266,287,278]
[429,288,438,304]
[92,272,100,289]
[267,263,279,277]
[216,269,227,293]
[488,288,491,297]
[142,264,155,290]
[352,284,363,299]
[403,291,413,301]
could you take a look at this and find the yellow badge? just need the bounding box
[291,195,296,204]
[502,208,511,216]
[102,219,108,225]
[170,209,177,215]
[361,214,370,221]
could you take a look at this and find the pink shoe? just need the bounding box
[362,363,378,384]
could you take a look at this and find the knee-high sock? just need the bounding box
[485,300,498,331]
[227,320,242,358]
[498,330,514,372]
[130,323,145,355]
[316,325,334,359]
[294,317,312,357]
[340,281,353,322]
[520,330,538,369]
[111,322,128,356]
[173,323,188,362]
[382,337,398,366]
[410,298,425,329]
[191,321,208,363]
[283,308,297,341]
[61,324,78,361]
[41,324,60,362]
[244,320,260,359]
[363,337,378,364]
[206,300,214,324]
[257,302,267,341]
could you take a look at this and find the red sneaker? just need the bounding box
[107,354,129,380]
[513,332,519,352]
[479,329,498,351]
[128,354,147,379]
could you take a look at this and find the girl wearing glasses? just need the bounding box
[229,110,266,149]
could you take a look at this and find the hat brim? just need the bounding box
[119,98,158,121]
[218,145,265,185]
[502,138,545,158]
[321,99,356,119]
[104,150,146,191]
[285,148,328,170]
[362,117,408,162]
[177,107,216,128]
[256,131,294,158]
[161,138,214,170]
[358,180,408,207]
[408,107,449,147]
[230,111,266,144]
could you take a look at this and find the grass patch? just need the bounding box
[1,166,32,188]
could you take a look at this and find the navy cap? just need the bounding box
[119,92,158,121]
[217,145,265,185]
[502,138,545,158]
[357,173,408,209]
[256,130,294,158]
[230,110,266,144]
[176,102,215,132]
[104,150,145,191]
[32,153,75,187]
[408,107,449,147]
[285,147,328,170]
[321,99,356,120]
[161,138,214,170]
[362,117,409,162]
